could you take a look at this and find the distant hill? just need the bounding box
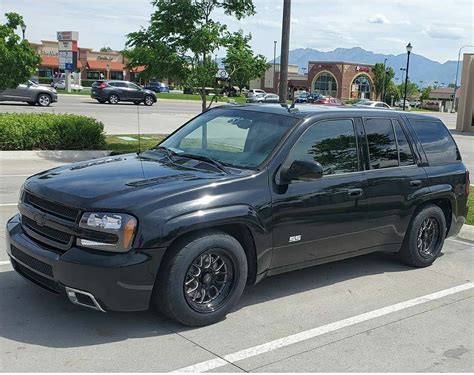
[273,47,461,87]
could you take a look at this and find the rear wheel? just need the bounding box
[37,94,51,107]
[399,205,446,267]
[153,231,248,326]
[108,94,119,104]
[144,95,154,106]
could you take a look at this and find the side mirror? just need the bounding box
[280,160,324,184]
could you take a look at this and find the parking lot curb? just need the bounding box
[0,150,111,162]
[457,224,474,243]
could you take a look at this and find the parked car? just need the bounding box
[0,80,57,106]
[394,100,411,110]
[246,93,279,103]
[51,80,83,91]
[312,96,343,106]
[91,80,157,105]
[143,81,170,93]
[246,88,266,97]
[6,105,468,327]
[295,92,309,103]
[296,93,322,103]
[353,100,392,110]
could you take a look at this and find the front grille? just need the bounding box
[11,245,54,277]
[22,216,72,245]
[24,191,80,222]
[11,258,59,294]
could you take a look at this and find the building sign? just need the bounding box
[355,66,371,73]
[58,41,73,51]
[97,56,114,61]
[57,31,79,41]
[39,49,58,56]
[57,31,78,71]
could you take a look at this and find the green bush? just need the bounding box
[81,79,97,87]
[0,113,106,150]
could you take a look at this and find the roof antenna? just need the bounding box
[136,103,142,155]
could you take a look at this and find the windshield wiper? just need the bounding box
[177,153,230,174]
[151,146,177,162]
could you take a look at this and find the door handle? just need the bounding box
[347,188,363,197]
[409,180,422,188]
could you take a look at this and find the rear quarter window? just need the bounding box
[411,119,460,165]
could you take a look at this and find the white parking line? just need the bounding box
[173,282,474,373]
[0,203,17,207]
[0,175,30,177]
[0,261,11,266]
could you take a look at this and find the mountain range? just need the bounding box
[274,47,461,87]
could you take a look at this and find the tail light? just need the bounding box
[466,170,470,196]
[98,82,108,89]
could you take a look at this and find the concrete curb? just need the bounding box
[0,150,111,163]
[456,224,474,243]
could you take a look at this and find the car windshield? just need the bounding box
[157,108,297,169]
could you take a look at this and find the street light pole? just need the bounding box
[273,40,277,93]
[402,42,412,111]
[451,44,474,112]
[278,0,291,105]
[381,58,387,102]
[21,24,26,40]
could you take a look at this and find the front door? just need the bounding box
[270,118,371,269]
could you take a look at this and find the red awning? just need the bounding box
[87,61,124,71]
[41,56,59,67]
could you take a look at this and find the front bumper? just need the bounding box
[6,214,166,312]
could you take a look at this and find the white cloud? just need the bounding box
[367,14,391,24]
[424,26,464,40]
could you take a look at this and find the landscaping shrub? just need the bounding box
[0,113,106,150]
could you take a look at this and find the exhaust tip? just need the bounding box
[65,286,106,312]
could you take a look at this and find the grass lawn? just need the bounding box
[467,187,474,226]
[156,92,247,104]
[106,134,166,153]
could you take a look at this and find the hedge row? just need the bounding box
[0,113,106,150]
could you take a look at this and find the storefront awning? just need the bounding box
[87,61,124,71]
[41,56,59,67]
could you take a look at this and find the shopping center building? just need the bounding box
[251,61,377,101]
[30,40,143,81]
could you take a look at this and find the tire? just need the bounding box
[144,95,154,106]
[97,99,107,104]
[108,94,119,104]
[37,93,51,107]
[153,230,248,326]
[398,204,446,267]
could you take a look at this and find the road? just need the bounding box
[0,159,473,372]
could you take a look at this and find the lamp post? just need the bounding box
[278,0,291,105]
[381,58,388,102]
[451,44,474,112]
[402,42,412,111]
[273,40,277,93]
[21,24,26,40]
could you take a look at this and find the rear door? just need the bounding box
[126,82,144,101]
[362,116,429,248]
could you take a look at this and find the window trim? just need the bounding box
[391,118,416,167]
[281,117,361,179]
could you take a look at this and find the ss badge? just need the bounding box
[289,235,301,243]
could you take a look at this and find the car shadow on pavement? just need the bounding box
[0,251,421,348]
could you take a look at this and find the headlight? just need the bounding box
[77,212,137,252]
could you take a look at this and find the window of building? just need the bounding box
[411,120,460,165]
[364,118,398,169]
[313,73,337,97]
[286,119,359,176]
[110,71,123,80]
[392,120,415,166]
[87,71,101,80]
[351,75,372,99]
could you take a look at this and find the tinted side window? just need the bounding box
[393,120,415,166]
[411,120,460,165]
[287,119,358,176]
[364,118,398,169]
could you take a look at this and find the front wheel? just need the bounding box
[108,94,119,104]
[153,231,248,326]
[398,205,446,267]
[144,95,154,106]
[37,94,51,107]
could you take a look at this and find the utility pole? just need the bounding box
[451,45,473,112]
[278,0,291,105]
[273,40,277,93]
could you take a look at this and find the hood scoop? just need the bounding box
[126,173,196,187]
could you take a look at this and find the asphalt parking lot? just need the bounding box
[0,158,473,372]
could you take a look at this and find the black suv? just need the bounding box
[91,80,157,105]
[6,105,469,326]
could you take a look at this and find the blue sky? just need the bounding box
[1,0,472,62]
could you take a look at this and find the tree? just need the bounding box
[384,81,400,103]
[222,30,269,94]
[100,46,113,52]
[372,63,395,101]
[398,81,419,99]
[420,86,432,101]
[0,12,40,90]
[126,0,256,112]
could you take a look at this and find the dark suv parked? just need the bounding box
[91,80,157,105]
[6,105,469,326]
